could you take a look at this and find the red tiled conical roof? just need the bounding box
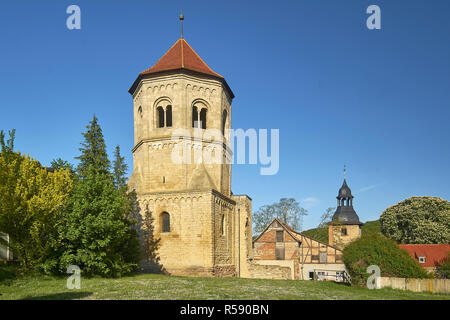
[140,38,223,78]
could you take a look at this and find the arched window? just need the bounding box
[157,106,165,128]
[166,105,172,127]
[138,106,143,118]
[192,106,198,128]
[221,215,225,236]
[162,212,170,233]
[200,108,207,129]
[222,110,227,135]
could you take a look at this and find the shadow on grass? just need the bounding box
[0,262,19,284]
[20,291,93,300]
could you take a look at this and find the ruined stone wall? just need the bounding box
[247,261,293,280]
[213,193,235,268]
[232,195,253,278]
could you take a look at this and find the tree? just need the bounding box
[318,207,336,228]
[58,170,137,277]
[55,116,139,277]
[380,196,450,244]
[0,129,16,159]
[253,198,308,234]
[75,115,110,178]
[112,145,127,189]
[51,158,75,173]
[0,152,73,269]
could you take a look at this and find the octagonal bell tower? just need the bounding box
[128,37,234,197]
[127,19,252,277]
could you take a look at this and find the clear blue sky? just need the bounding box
[1,0,449,230]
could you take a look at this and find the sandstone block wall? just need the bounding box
[328,224,361,249]
[379,277,450,294]
[247,261,293,280]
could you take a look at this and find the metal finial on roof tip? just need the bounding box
[179,13,184,39]
[344,164,347,179]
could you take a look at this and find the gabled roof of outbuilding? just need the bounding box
[253,218,343,252]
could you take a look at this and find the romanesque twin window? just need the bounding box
[192,106,207,129]
[157,105,172,128]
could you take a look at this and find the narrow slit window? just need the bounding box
[162,212,170,233]
[221,215,225,236]
[222,110,227,135]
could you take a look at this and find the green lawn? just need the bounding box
[0,267,448,300]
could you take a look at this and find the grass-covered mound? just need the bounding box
[302,220,381,244]
[302,227,328,243]
[343,232,431,286]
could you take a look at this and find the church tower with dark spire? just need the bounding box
[328,175,362,249]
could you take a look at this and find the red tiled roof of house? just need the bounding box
[399,244,450,268]
[140,38,223,79]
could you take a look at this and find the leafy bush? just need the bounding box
[0,131,73,270]
[436,253,450,279]
[380,196,450,244]
[343,232,430,286]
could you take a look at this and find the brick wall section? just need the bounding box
[253,219,344,264]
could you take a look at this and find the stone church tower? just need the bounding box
[127,27,252,277]
[328,178,362,249]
